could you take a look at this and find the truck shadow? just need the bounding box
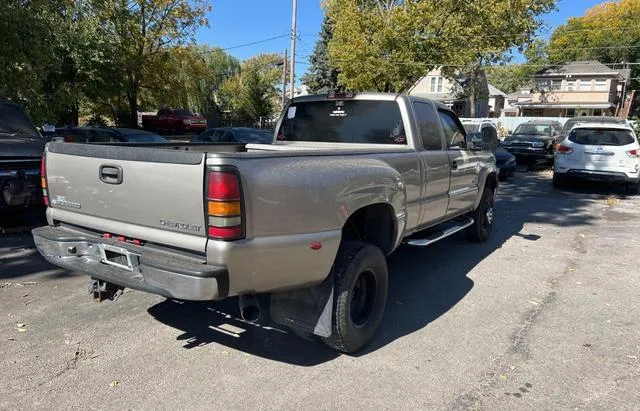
[148,174,618,364]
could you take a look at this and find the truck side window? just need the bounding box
[413,102,443,150]
[438,110,467,149]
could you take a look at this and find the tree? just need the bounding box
[100,0,210,125]
[324,0,556,98]
[301,15,340,93]
[486,39,549,94]
[547,0,640,88]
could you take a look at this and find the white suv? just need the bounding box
[553,123,640,194]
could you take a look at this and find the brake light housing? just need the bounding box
[556,144,572,154]
[206,168,244,241]
[40,155,49,206]
[626,149,639,158]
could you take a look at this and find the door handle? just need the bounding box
[451,161,458,170]
[99,165,123,185]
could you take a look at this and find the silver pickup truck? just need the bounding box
[33,93,498,353]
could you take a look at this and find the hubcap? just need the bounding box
[350,269,377,327]
[485,207,494,225]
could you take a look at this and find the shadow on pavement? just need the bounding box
[149,173,612,364]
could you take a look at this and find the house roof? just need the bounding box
[488,84,506,97]
[536,61,627,80]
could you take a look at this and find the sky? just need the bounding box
[195,0,609,79]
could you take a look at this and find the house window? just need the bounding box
[594,79,607,91]
[578,80,592,91]
[550,80,562,91]
[565,80,577,91]
[566,108,576,116]
[537,80,550,91]
[430,77,443,93]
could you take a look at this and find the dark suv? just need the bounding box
[501,119,563,162]
[0,100,46,222]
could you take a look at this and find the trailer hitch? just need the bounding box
[88,278,125,303]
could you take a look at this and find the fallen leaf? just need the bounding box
[575,281,582,285]
[7,337,15,341]
[17,328,27,333]
[499,374,508,381]
[109,380,119,388]
[16,323,25,328]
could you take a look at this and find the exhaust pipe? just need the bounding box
[238,294,260,322]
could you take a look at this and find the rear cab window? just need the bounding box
[568,128,637,146]
[277,99,407,145]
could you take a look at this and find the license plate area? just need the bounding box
[99,244,136,271]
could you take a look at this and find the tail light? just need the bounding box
[206,169,244,240]
[40,155,49,206]
[626,149,639,158]
[557,145,572,154]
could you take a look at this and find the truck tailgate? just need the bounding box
[45,143,207,253]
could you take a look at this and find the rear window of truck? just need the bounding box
[277,100,406,145]
[568,128,636,146]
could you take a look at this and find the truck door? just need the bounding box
[412,101,450,225]
[438,109,481,215]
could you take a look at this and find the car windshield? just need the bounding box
[277,99,406,144]
[514,124,553,136]
[175,109,193,116]
[122,133,167,143]
[463,124,480,134]
[0,103,42,139]
[568,128,636,146]
[233,129,273,144]
[563,117,624,131]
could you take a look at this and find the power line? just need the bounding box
[218,33,290,52]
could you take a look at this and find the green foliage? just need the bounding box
[547,0,640,88]
[487,39,549,93]
[301,15,341,94]
[324,0,556,93]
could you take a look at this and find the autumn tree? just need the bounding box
[325,0,556,108]
[547,0,640,88]
[486,39,549,93]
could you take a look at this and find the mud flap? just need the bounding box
[269,274,334,338]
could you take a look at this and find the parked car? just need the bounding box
[55,127,168,143]
[141,108,207,134]
[461,119,499,150]
[553,123,640,194]
[191,127,274,144]
[33,92,499,353]
[557,116,629,142]
[0,100,45,218]
[495,147,517,181]
[501,119,564,163]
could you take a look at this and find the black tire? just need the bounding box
[467,185,495,243]
[321,241,388,353]
[553,173,567,190]
[626,183,639,195]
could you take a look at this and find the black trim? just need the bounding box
[47,142,205,165]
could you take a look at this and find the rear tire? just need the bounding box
[467,186,495,243]
[321,241,388,353]
[553,173,568,190]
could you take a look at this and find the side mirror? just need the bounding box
[42,124,56,134]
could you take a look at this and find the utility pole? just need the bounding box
[289,0,297,99]
[282,49,288,106]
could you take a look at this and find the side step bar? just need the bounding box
[404,216,474,247]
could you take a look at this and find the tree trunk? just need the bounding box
[469,71,477,118]
[127,81,139,128]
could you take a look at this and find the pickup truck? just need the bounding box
[141,108,207,133]
[0,100,46,223]
[33,93,498,353]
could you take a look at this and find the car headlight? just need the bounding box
[183,119,191,125]
[532,141,545,148]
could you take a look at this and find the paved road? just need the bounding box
[1,173,639,410]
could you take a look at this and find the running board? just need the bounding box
[404,216,474,247]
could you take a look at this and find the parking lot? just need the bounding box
[2,172,640,410]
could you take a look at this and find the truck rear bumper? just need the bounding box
[32,226,228,301]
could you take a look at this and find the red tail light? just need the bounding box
[206,169,243,241]
[40,155,49,206]
[557,145,572,154]
[626,149,639,158]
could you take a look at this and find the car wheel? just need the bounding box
[321,241,388,354]
[467,186,495,243]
